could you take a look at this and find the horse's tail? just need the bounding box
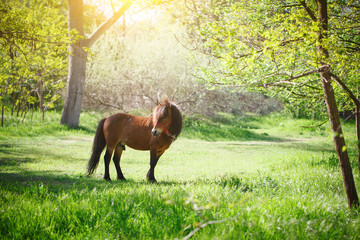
[87,118,107,175]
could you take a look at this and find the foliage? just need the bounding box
[0,0,70,124]
[0,111,359,239]
[329,1,360,111]
[173,0,360,117]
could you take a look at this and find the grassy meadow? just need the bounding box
[0,111,360,239]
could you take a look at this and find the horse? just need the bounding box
[87,99,182,182]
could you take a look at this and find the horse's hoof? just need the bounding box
[147,178,157,183]
[117,177,126,181]
[104,177,111,181]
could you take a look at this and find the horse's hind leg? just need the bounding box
[104,147,114,181]
[113,146,126,180]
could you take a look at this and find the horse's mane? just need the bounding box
[161,99,182,138]
[169,102,182,138]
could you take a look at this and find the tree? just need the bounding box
[0,0,69,126]
[328,1,360,171]
[60,0,132,127]
[316,0,358,209]
[179,0,359,209]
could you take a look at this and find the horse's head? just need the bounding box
[151,99,172,137]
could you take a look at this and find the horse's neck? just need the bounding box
[147,115,155,128]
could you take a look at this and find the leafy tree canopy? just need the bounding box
[177,0,360,117]
[0,0,70,122]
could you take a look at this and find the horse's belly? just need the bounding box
[126,142,150,151]
[121,136,151,151]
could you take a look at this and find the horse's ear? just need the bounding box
[162,98,170,107]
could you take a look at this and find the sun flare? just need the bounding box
[84,0,163,25]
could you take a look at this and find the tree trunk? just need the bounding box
[16,101,21,117]
[1,104,4,127]
[328,73,360,172]
[61,0,86,127]
[60,44,87,127]
[22,105,27,123]
[11,92,16,116]
[317,0,359,209]
[321,72,359,209]
[60,0,132,127]
[356,106,360,173]
[31,103,34,122]
[357,87,360,172]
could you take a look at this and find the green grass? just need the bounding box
[0,111,359,239]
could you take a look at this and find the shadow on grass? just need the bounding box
[0,143,38,168]
[181,114,288,142]
[0,121,96,139]
[183,124,284,142]
[0,142,86,167]
[0,157,34,167]
[65,125,95,135]
[0,171,124,194]
[0,170,193,196]
[271,139,335,155]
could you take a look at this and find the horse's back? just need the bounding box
[103,113,153,150]
[104,112,129,132]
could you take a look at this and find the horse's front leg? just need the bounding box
[147,149,162,183]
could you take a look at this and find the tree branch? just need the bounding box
[177,92,198,105]
[182,214,239,240]
[85,93,124,110]
[299,1,317,22]
[85,1,132,48]
[329,72,360,108]
[301,120,327,128]
[252,66,328,88]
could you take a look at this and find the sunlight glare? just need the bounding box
[84,0,163,25]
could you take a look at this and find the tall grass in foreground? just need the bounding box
[0,111,359,239]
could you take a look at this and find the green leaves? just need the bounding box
[180,0,359,118]
[0,0,70,119]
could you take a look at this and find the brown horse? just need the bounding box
[87,99,182,182]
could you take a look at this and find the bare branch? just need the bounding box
[173,33,197,51]
[177,92,198,105]
[85,93,124,110]
[301,120,327,128]
[110,0,115,12]
[184,0,198,12]
[182,214,239,240]
[86,1,132,48]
